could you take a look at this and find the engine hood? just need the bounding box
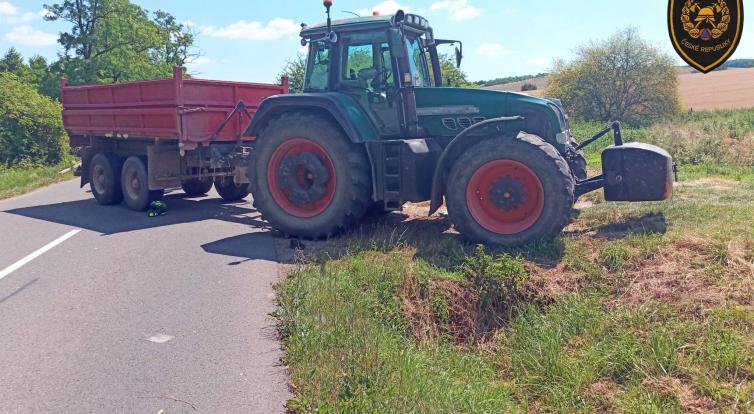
[414,87,565,141]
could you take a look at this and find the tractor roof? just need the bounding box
[301,13,430,37]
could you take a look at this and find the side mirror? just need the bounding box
[455,46,463,68]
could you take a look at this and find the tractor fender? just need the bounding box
[245,93,380,143]
[429,116,525,215]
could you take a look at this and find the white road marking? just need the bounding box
[147,334,175,344]
[0,230,81,281]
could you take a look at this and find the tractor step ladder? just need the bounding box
[383,142,402,210]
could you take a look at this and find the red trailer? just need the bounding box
[62,67,288,210]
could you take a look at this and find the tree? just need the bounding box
[544,29,680,125]
[44,0,196,84]
[0,72,68,166]
[436,54,476,88]
[0,48,28,78]
[278,53,306,93]
[152,10,196,68]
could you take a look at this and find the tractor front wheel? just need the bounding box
[249,113,371,239]
[446,134,575,246]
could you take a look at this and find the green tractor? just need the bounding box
[246,3,675,246]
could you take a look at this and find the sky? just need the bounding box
[0,0,752,84]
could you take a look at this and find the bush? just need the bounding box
[0,72,68,166]
[520,83,538,92]
[545,29,680,126]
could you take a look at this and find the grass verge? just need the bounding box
[275,165,754,413]
[0,161,77,200]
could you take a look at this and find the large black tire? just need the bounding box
[248,112,371,239]
[121,156,164,211]
[181,178,213,196]
[89,152,123,205]
[214,177,250,201]
[446,134,575,246]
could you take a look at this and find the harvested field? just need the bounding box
[484,67,754,110]
[680,68,754,111]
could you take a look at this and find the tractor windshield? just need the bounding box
[405,36,431,88]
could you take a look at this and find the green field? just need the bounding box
[275,110,754,413]
[0,162,77,200]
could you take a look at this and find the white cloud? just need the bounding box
[355,1,411,16]
[527,57,549,66]
[0,3,46,25]
[430,0,480,21]
[475,43,512,57]
[201,18,299,40]
[4,25,57,46]
[0,2,18,16]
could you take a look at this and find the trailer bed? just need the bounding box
[62,67,288,150]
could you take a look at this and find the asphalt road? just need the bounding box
[0,180,291,413]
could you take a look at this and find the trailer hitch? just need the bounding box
[211,100,254,142]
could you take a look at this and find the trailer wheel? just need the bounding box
[249,112,371,239]
[181,178,213,196]
[214,177,249,201]
[446,134,575,246]
[89,152,123,205]
[121,156,164,211]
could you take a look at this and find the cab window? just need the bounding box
[304,42,330,92]
[406,36,430,87]
[341,41,394,95]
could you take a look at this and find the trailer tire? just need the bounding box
[446,134,575,246]
[249,112,371,239]
[214,177,249,201]
[121,156,164,211]
[181,178,213,196]
[89,152,123,206]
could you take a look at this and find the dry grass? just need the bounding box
[613,236,754,309]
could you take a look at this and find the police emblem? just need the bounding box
[668,0,744,73]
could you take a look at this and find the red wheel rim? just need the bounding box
[268,138,337,218]
[466,160,545,235]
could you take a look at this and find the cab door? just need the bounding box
[336,32,403,138]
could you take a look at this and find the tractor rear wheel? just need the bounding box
[249,112,371,239]
[181,178,213,196]
[446,134,575,246]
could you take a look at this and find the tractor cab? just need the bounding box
[300,10,459,139]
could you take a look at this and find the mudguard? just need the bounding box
[245,93,380,143]
[428,116,525,215]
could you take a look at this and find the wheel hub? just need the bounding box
[466,159,545,235]
[267,138,337,218]
[90,165,105,193]
[278,152,331,205]
[489,177,525,210]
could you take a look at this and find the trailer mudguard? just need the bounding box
[245,93,380,143]
[428,116,525,215]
